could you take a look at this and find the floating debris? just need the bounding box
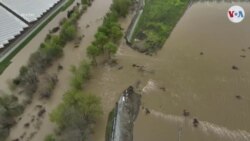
[240,55,246,58]
[118,66,123,70]
[159,86,166,92]
[183,109,190,117]
[145,108,150,115]
[232,65,239,70]
[57,64,63,71]
[235,95,242,100]
[193,118,199,127]
[37,108,46,117]
[24,123,30,128]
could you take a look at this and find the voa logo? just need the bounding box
[228,6,245,23]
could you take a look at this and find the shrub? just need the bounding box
[44,134,56,141]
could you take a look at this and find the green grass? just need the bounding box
[0,0,74,75]
[132,0,189,52]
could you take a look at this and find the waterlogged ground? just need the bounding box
[6,0,112,140]
[88,2,250,141]
[2,1,250,141]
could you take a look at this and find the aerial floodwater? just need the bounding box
[2,1,250,141]
[133,2,250,141]
[87,1,250,141]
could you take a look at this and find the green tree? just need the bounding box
[50,90,102,129]
[112,0,132,17]
[44,134,56,141]
[104,42,118,59]
[81,0,90,5]
[70,61,90,90]
[110,25,123,43]
[87,44,100,65]
[95,31,108,49]
[60,21,77,42]
[0,95,24,117]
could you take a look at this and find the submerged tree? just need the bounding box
[87,44,100,65]
[50,90,102,140]
[94,31,108,50]
[104,41,118,59]
[112,0,132,17]
[70,61,90,90]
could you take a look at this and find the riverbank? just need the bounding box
[129,0,189,54]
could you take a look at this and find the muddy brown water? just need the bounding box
[3,1,250,141]
[88,2,250,141]
[6,0,112,140]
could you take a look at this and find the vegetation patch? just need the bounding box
[50,0,133,140]
[0,95,24,141]
[50,90,102,140]
[12,5,81,98]
[44,134,56,141]
[0,3,82,141]
[131,0,189,53]
[87,0,132,65]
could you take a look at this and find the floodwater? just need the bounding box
[87,1,250,141]
[3,1,250,141]
[6,0,112,140]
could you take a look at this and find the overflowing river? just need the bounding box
[2,1,250,141]
[87,1,250,141]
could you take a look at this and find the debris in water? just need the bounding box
[235,95,242,100]
[135,80,141,88]
[57,64,63,71]
[159,86,166,92]
[35,105,42,109]
[240,55,246,58]
[38,108,46,117]
[232,65,239,70]
[193,118,199,127]
[20,132,26,139]
[118,66,123,70]
[145,108,150,115]
[24,123,30,128]
[242,49,246,52]
[31,116,35,122]
[200,52,204,55]
[183,109,190,117]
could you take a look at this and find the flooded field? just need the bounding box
[6,0,112,140]
[87,1,250,141]
[2,1,250,141]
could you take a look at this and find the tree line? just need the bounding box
[48,0,132,140]
[0,3,86,141]
[87,0,132,65]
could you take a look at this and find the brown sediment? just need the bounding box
[6,0,113,141]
